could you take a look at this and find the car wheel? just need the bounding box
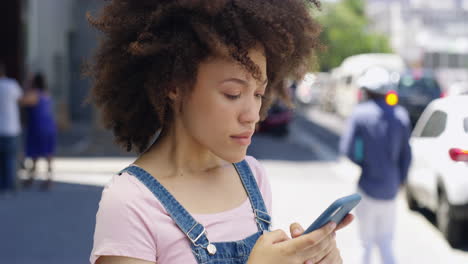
[437,190,463,248]
[405,186,419,211]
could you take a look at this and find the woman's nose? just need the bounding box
[239,97,261,125]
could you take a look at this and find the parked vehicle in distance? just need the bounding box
[406,95,468,248]
[396,69,443,127]
[446,81,468,97]
[257,81,294,137]
[331,53,406,118]
[256,99,293,137]
[294,72,330,106]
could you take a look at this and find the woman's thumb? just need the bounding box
[289,222,304,238]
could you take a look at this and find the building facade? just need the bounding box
[23,0,103,130]
[0,1,23,81]
[366,0,468,87]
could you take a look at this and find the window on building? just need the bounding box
[448,54,458,68]
[461,54,468,68]
[432,53,440,68]
[424,52,468,69]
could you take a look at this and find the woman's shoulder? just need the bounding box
[93,172,159,264]
[98,171,164,214]
[243,155,268,185]
[95,170,168,237]
[102,172,143,197]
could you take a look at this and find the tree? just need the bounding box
[314,0,392,72]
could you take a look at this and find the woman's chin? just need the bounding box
[219,150,247,164]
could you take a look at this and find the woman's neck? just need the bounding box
[134,123,229,179]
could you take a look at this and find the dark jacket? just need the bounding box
[340,99,412,200]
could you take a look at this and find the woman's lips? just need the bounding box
[231,131,253,146]
[231,136,251,145]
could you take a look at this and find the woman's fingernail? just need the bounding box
[329,222,337,230]
[305,260,314,264]
[293,228,301,235]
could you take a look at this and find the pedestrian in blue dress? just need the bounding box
[23,73,57,190]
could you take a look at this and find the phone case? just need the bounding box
[303,193,362,234]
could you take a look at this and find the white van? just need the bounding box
[332,53,406,118]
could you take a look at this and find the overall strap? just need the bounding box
[233,160,271,232]
[119,166,212,250]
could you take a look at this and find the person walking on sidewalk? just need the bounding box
[22,73,57,190]
[0,61,23,197]
[87,1,354,264]
[340,67,412,264]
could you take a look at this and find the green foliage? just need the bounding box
[314,0,393,71]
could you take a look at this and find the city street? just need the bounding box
[2,1,467,264]
[1,106,468,264]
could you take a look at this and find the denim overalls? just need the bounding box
[119,159,271,264]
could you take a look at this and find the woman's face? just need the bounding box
[178,46,267,163]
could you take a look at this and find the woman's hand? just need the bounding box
[247,214,354,264]
[290,214,354,264]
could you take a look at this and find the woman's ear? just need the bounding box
[168,87,179,102]
[168,87,184,112]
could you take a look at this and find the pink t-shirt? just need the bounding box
[90,156,272,264]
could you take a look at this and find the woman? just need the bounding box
[23,73,57,190]
[88,1,353,263]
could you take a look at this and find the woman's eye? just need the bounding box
[225,94,241,100]
[256,94,265,100]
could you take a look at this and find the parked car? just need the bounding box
[406,95,468,247]
[257,81,295,137]
[446,81,468,97]
[257,100,293,137]
[294,72,330,106]
[396,69,443,127]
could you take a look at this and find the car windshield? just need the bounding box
[397,75,441,97]
[464,117,468,134]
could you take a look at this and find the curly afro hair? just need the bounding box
[87,0,322,153]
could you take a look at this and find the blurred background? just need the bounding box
[0,0,467,263]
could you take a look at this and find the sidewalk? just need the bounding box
[19,157,135,186]
[4,140,468,263]
[55,121,134,157]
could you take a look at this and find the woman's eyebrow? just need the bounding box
[220,78,268,86]
[220,78,248,86]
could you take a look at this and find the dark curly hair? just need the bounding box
[87,0,322,153]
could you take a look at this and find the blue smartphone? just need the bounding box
[303,193,362,234]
